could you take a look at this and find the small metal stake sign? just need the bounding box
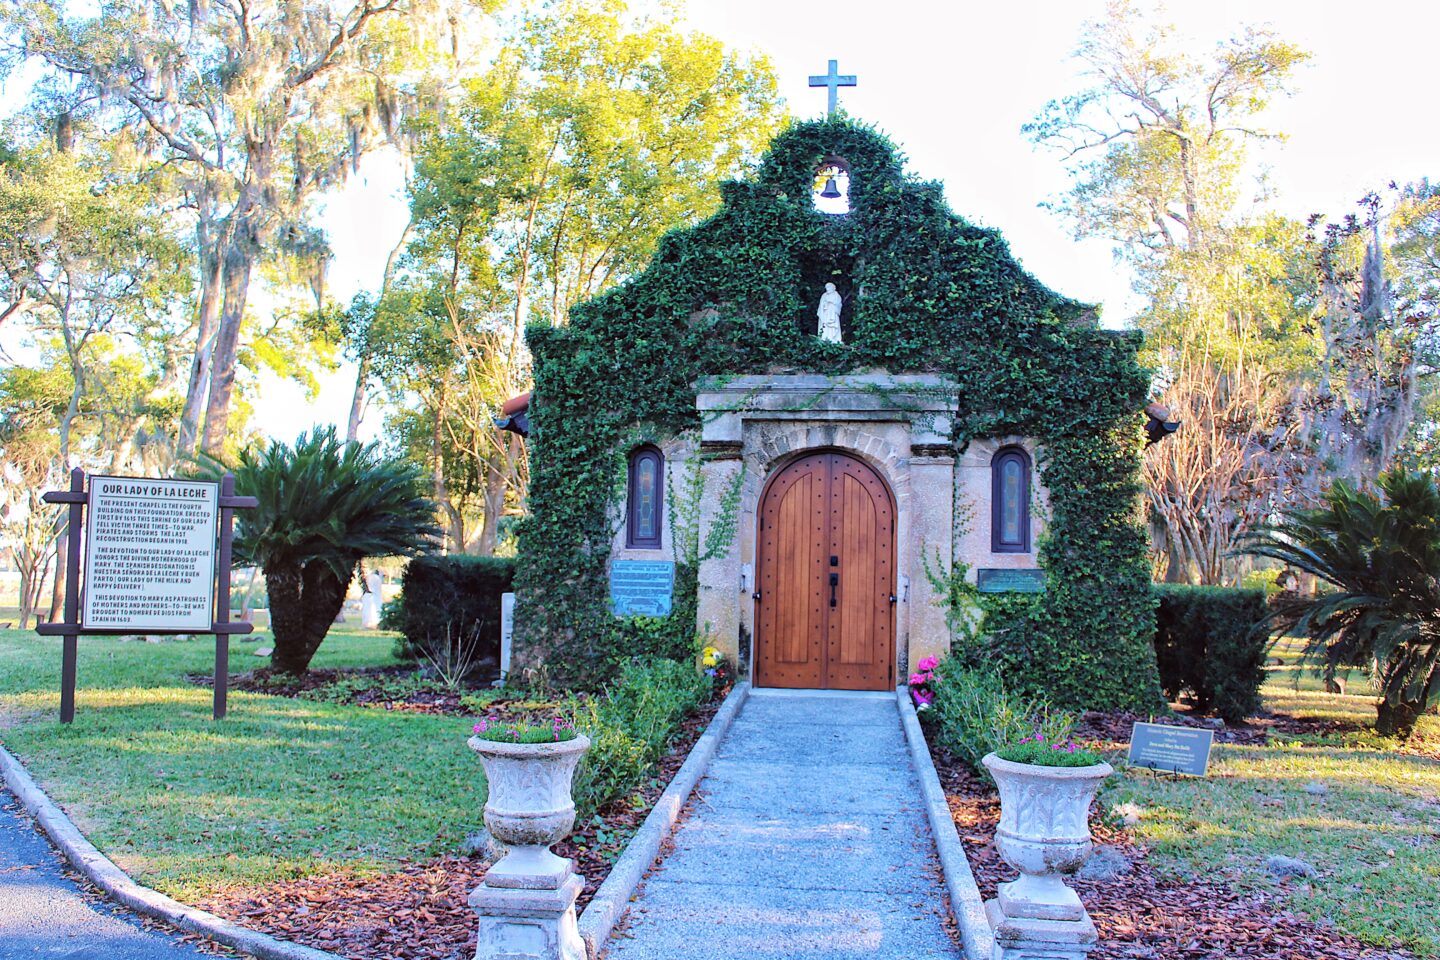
[37,468,258,723]
[1128,722,1215,777]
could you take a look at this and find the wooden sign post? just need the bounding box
[37,468,258,723]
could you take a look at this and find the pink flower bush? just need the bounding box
[1024,731,1082,754]
[909,656,940,711]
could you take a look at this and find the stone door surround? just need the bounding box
[693,374,959,684]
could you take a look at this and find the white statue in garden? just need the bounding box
[817,282,843,343]
[359,570,383,629]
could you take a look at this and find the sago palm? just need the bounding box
[230,426,439,675]
[1240,468,1440,739]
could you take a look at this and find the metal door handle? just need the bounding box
[829,572,839,607]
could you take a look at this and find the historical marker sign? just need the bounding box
[976,567,1045,594]
[82,476,219,630]
[1128,722,1214,777]
[611,560,675,617]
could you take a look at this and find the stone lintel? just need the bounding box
[696,374,957,445]
[699,439,744,461]
[910,443,957,461]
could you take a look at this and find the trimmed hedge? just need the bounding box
[393,555,516,670]
[1153,584,1268,722]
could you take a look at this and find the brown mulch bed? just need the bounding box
[188,666,488,714]
[1076,705,1439,760]
[1071,708,1373,750]
[195,699,722,960]
[933,729,1414,960]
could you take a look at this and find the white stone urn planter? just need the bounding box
[467,733,591,960]
[468,733,591,888]
[982,752,1113,960]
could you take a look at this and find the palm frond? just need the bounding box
[1238,467,1440,714]
[227,425,441,579]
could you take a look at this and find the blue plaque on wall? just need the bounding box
[976,568,1045,593]
[610,560,675,617]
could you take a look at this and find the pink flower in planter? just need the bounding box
[912,688,934,707]
[917,656,939,672]
[909,672,930,686]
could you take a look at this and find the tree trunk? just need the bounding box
[201,228,256,455]
[346,352,370,444]
[177,244,225,455]
[1375,697,1425,740]
[46,506,68,623]
[265,560,352,675]
[18,544,50,630]
[431,377,452,550]
[476,462,507,557]
[346,217,413,444]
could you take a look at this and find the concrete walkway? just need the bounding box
[0,789,211,960]
[604,689,959,960]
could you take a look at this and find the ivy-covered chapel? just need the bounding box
[511,119,1163,711]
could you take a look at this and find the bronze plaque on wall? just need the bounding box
[976,568,1044,594]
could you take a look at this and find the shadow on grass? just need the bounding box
[1102,723,1440,956]
[0,632,484,901]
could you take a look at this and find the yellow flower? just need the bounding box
[701,646,723,668]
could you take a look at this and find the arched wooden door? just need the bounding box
[754,450,896,691]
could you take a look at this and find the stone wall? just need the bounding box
[602,375,1049,684]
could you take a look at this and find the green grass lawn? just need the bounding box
[0,627,482,901]
[1100,645,1440,957]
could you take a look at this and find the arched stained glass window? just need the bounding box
[991,446,1031,553]
[627,446,664,549]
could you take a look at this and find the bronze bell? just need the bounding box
[819,176,842,199]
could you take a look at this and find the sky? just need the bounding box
[10,0,1440,444]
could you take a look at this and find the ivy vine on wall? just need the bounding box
[514,117,1162,710]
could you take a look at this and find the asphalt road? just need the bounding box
[0,788,215,959]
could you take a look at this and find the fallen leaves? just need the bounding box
[931,736,1417,960]
[195,701,721,960]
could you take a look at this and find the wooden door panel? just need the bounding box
[835,473,873,665]
[827,462,894,690]
[756,451,894,692]
[756,454,827,688]
[774,471,822,666]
